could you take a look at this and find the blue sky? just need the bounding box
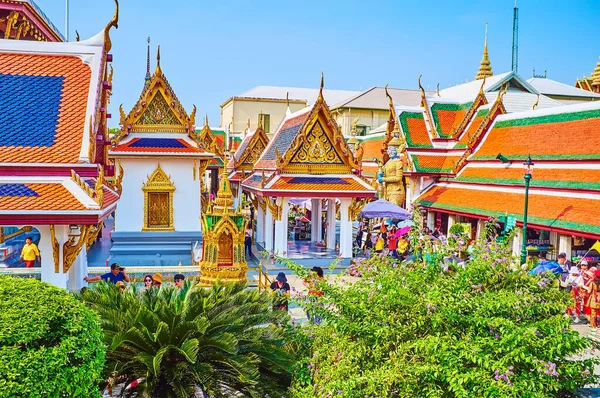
[35,0,600,127]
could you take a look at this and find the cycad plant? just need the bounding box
[79,280,294,397]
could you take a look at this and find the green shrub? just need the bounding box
[286,238,597,397]
[0,276,105,397]
[79,280,294,397]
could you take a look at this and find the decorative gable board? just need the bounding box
[288,120,344,165]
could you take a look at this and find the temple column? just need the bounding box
[311,198,322,242]
[326,198,336,250]
[256,205,265,246]
[339,198,352,258]
[476,219,486,239]
[264,207,274,252]
[513,228,523,259]
[39,224,69,289]
[426,211,435,230]
[447,214,456,234]
[274,198,289,255]
[68,249,87,292]
[558,234,572,259]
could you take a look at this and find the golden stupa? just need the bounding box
[199,170,248,284]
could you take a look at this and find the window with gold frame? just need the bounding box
[142,164,176,231]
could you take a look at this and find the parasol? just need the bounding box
[359,199,410,220]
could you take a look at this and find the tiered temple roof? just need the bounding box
[227,118,269,184]
[417,102,600,238]
[242,77,375,198]
[0,3,119,224]
[575,57,600,94]
[110,46,210,159]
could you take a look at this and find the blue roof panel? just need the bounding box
[130,138,187,148]
[0,184,39,197]
[0,74,63,147]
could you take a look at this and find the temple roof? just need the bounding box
[254,77,361,175]
[228,121,269,172]
[527,77,600,100]
[0,21,112,165]
[117,46,196,140]
[110,136,211,157]
[241,173,375,198]
[416,101,600,238]
[0,0,65,41]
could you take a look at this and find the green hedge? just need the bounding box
[0,277,105,397]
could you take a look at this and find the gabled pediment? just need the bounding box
[277,81,359,174]
[118,46,196,138]
[197,116,225,158]
[237,125,269,170]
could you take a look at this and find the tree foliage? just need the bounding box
[79,281,295,397]
[288,233,597,397]
[0,277,105,397]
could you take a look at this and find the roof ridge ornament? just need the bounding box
[103,0,119,53]
[475,22,493,81]
[532,94,540,110]
[155,44,162,76]
[317,72,324,102]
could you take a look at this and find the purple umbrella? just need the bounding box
[359,199,410,220]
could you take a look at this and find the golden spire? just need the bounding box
[591,57,600,88]
[204,113,209,127]
[317,72,324,102]
[155,44,162,75]
[475,22,493,81]
[212,169,234,213]
[285,91,292,116]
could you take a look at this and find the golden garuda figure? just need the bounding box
[378,133,407,208]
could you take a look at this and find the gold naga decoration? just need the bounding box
[63,225,91,273]
[418,75,438,138]
[265,197,282,220]
[114,159,124,195]
[75,30,80,41]
[199,170,247,284]
[277,74,359,174]
[49,225,60,273]
[142,163,176,231]
[85,221,104,251]
[348,198,370,221]
[532,94,540,110]
[235,117,269,170]
[71,170,94,198]
[103,0,119,53]
[450,76,489,139]
[88,115,96,163]
[193,159,197,181]
[1,10,48,41]
[94,166,105,207]
[452,83,508,174]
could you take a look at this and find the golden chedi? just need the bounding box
[199,170,247,284]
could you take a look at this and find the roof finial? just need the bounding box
[478,75,486,96]
[385,84,393,108]
[475,22,493,80]
[205,113,209,127]
[285,92,291,116]
[145,37,151,83]
[532,94,540,110]
[436,83,440,97]
[155,44,162,75]
[103,0,119,53]
[75,30,80,41]
[318,72,324,102]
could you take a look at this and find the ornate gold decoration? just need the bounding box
[277,75,358,174]
[49,225,60,273]
[103,0,119,53]
[3,11,19,39]
[94,166,105,207]
[200,170,247,284]
[197,116,224,158]
[63,225,91,273]
[532,94,540,110]
[475,22,493,81]
[85,221,104,251]
[71,170,94,198]
[348,198,371,221]
[235,123,268,171]
[117,43,195,141]
[193,159,197,180]
[265,197,282,220]
[88,115,96,163]
[418,75,437,138]
[142,164,176,231]
[114,159,124,195]
[451,77,488,139]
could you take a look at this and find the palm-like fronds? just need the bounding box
[79,281,293,397]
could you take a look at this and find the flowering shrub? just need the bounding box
[287,236,598,397]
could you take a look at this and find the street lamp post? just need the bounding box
[521,155,534,265]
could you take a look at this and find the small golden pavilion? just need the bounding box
[199,171,247,284]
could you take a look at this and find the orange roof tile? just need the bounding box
[457,115,486,147]
[0,183,85,211]
[418,184,600,236]
[399,112,432,148]
[411,155,461,174]
[472,108,600,160]
[0,53,91,163]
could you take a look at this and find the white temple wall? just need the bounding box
[115,158,201,232]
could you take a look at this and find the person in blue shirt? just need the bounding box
[84,263,130,284]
